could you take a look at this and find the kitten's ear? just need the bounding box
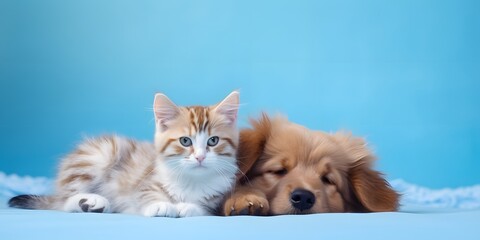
[213,91,240,125]
[153,93,180,131]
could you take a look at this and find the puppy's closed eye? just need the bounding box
[321,174,335,185]
[267,168,288,176]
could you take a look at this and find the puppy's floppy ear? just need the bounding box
[333,133,399,212]
[236,113,271,182]
[349,164,399,212]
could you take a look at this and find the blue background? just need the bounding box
[0,0,478,188]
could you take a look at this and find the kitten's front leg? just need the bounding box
[176,203,209,217]
[64,193,111,213]
[136,188,208,217]
[143,202,178,217]
[136,190,178,217]
[143,202,208,217]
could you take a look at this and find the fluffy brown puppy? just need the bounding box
[223,114,399,216]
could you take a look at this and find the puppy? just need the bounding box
[223,114,399,215]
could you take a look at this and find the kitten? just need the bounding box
[9,91,240,217]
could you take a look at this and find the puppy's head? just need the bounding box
[237,114,399,215]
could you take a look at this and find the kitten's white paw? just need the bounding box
[143,202,178,218]
[64,193,110,213]
[176,203,208,217]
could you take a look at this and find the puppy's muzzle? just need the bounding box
[290,189,315,211]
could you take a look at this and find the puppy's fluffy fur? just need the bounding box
[223,114,399,215]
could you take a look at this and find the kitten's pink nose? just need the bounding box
[195,154,206,162]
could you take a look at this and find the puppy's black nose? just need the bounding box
[290,189,315,211]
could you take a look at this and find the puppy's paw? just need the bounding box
[64,193,110,213]
[143,202,178,218]
[224,193,269,216]
[176,203,208,217]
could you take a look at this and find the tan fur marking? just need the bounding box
[214,142,234,157]
[128,139,137,152]
[189,106,209,133]
[189,109,198,132]
[174,145,185,154]
[116,145,135,171]
[214,143,227,154]
[203,120,209,132]
[196,107,206,131]
[65,161,93,170]
[60,174,93,186]
[72,148,89,156]
[222,137,237,149]
[134,164,155,189]
[160,138,176,153]
[203,110,210,132]
[110,136,117,157]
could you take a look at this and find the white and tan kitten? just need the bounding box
[9,91,240,217]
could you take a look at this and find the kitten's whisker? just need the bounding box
[171,164,185,187]
[214,167,237,199]
[234,160,249,168]
[213,167,231,187]
[230,159,254,185]
[213,160,251,186]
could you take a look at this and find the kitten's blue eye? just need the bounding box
[179,137,192,147]
[207,136,219,146]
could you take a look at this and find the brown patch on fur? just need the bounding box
[60,174,93,186]
[65,161,93,170]
[202,110,210,132]
[110,136,117,157]
[133,163,155,191]
[203,119,209,132]
[189,109,198,132]
[223,114,399,216]
[188,106,209,133]
[115,147,134,171]
[160,138,176,153]
[173,145,185,155]
[72,148,89,156]
[128,139,137,152]
[213,143,227,154]
[222,137,237,149]
[138,182,174,203]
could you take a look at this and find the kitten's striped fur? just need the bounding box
[9,91,240,217]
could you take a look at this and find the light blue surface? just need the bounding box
[3,172,480,211]
[1,208,479,240]
[2,173,479,240]
[1,0,479,189]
